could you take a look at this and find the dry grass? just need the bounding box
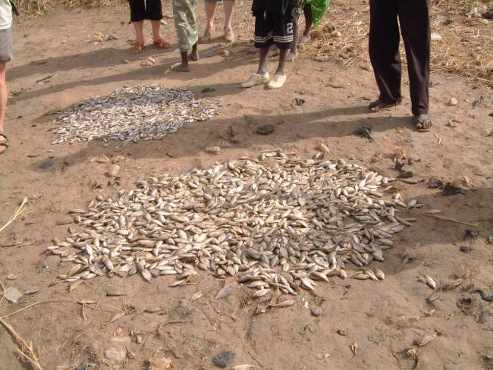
[304,0,493,87]
[16,0,123,15]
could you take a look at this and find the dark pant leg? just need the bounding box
[369,0,401,103]
[397,0,430,115]
[145,0,163,20]
[129,0,146,22]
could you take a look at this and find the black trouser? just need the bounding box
[369,0,430,115]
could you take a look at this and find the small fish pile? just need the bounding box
[52,86,219,144]
[49,151,414,296]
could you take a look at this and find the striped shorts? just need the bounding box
[254,9,295,50]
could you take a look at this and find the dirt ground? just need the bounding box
[1,1,493,369]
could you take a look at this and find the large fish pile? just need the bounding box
[49,151,413,296]
[52,86,219,144]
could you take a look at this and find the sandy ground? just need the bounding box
[1,1,493,369]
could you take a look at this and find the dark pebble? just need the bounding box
[464,229,479,241]
[201,87,216,93]
[212,351,235,368]
[459,245,472,253]
[256,124,275,135]
[442,183,466,196]
[37,158,56,170]
[398,170,415,179]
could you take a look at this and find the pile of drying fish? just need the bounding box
[52,86,218,144]
[49,151,414,296]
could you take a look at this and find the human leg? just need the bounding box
[368,0,402,110]
[172,0,199,71]
[223,0,235,42]
[398,0,431,129]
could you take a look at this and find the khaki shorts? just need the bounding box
[0,28,12,63]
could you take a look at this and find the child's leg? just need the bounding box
[276,49,289,75]
[290,8,300,57]
[129,0,146,49]
[204,0,217,35]
[190,41,199,61]
[303,4,313,37]
[257,46,270,75]
[172,0,199,71]
[151,21,161,41]
[223,0,235,41]
[133,21,145,47]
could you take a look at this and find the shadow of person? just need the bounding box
[10,44,258,102]
[7,46,180,81]
[34,106,412,170]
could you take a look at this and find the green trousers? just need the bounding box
[173,0,198,52]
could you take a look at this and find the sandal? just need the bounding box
[368,97,402,112]
[414,114,432,132]
[224,28,235,43]
[241,73,270,88]
[199,29,213,44]
[267,74,287,89]
[0,133,8,155]
[133,42,145,53]
[153,38,171,49]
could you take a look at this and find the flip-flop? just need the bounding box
[171,62,190,72]
[414,114,433,132]
[0,133,8,155]
[267,74,287,89]
[368,98,402,112]
[153,38,171,49]
[133,42,145,53]
[241,73,270,88]
[224,28,235,43]
[199,30,213,44]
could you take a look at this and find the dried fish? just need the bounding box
[48,151,412,298]
[52,86,219,144]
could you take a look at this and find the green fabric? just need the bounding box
[306,0,330,25]
[173,0,198,52]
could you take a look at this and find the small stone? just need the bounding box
[448,97,459,106]
[4,287,23,304]
[311,307,322,317]
[201,87,216,93]
[447,119,459,127]
[221,49,231,57]
[38,158,56,170]
[398,170,415,179]
[459,245,472,253]
[215,284,235,299]
[136,335,144,344]
[431,32,442,41]
[107,164,121,177]
[255,124,275,135]
[212,351,235,368]
[6,274,17,280]
[104,347,126,363]
[205,146,221,155]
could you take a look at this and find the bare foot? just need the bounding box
[172,63,190,72]
[189,50,199,62]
